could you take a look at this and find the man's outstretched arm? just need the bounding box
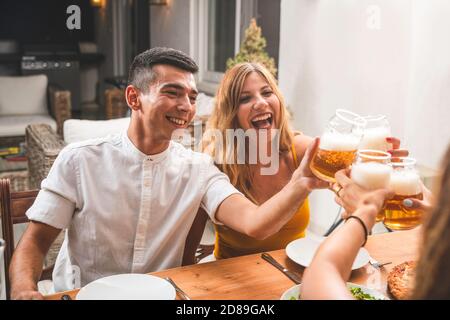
[215,137,328,240]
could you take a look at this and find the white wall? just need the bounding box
[150,0,191,54]
[279,0,450,234]
[404,0,450,170]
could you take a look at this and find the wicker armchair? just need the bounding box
[48,85,72,136]
[105,88,128,119]
[26,124,66,190]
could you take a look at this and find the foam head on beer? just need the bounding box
[359,114,391,151]
[351,161,392,190]
[351,149,392,223]
[320,131,360,151]
[359,126,391,151]
[311,132,361,182]
[389,170,422,196]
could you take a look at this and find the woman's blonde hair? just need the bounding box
[412,144,450,299]
[203,62,294,204]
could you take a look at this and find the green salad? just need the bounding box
[289,286,381,300]
[349,287,380,300]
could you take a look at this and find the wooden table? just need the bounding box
[45,228,421,300]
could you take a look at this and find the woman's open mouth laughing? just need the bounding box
[250,112,273,129]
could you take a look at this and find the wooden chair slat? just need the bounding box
[0,178,40,299]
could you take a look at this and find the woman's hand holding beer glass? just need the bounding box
[383,158,425,230]
[291,137,331,192]
[333,156,429,230]
[403,181,434,213]
[332,168,394,221]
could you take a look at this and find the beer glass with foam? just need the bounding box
[383,158,424,230]
[311,109,366,182]
[351,150,392,222]
[359,115,391,151]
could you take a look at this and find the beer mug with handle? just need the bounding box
[359,115,391,152]
[383,157,424,230]
[310,109,366,182]
[0,239,5,300]
[351,149,392,222]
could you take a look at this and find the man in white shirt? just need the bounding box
[9,48,326,299]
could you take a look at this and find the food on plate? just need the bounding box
[387,261,416,300]
[289,285,381,300]
[349,287,379,300]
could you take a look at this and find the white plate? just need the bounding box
[280,283,388,300]
[76,274,176,300]
[285,234,370,270]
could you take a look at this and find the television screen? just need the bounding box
[0,0,95,43]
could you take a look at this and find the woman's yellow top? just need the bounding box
[214,143,310,259]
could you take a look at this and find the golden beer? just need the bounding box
[376,211,385,222]
[383,193,424,230]
[311,148,357,182]
[311,109,365,182]
[382,158,423,230]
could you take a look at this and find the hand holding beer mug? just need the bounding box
[351,150,392,222]
[310,109,366,182]
[383,157,424,230]
[359,115,391,152]
[333,168,393,218]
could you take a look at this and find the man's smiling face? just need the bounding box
[139,64,198,141]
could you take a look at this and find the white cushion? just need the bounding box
[0,75,48,116]
[63,117,130,144]
[0,115,56,137]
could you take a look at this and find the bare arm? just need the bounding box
[215,137,328,240]
[301,203,379,300]
[9,221,61,300]
[301,169,393,300]
[182,208,209,266]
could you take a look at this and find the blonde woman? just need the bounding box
[199,62,331,260]
[184,62,407,262]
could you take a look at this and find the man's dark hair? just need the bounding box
[128,47,199,92]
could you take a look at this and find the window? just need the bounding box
[190,0,280,94]
[207,0,236,73]
[191,0,242,93]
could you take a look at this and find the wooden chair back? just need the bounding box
[0,178,39,299]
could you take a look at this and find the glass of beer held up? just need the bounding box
[383,157,424,230]
[359,115,391,152]
[351,149,392,222]
[310,109,366,182]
